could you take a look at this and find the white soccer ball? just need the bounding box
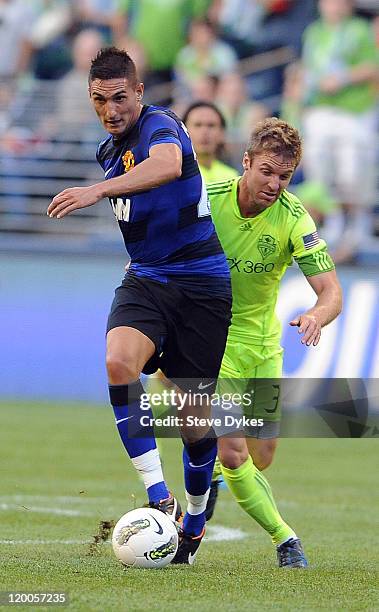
[112,507,178,569]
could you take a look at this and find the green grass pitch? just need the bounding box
[1,402,378,611]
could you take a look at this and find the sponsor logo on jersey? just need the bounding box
[227,257,274,273]
[122,150,135,172]
[258,234,277,259]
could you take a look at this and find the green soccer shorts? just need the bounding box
[213,341,283,438]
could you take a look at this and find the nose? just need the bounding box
[105,100,118,119]
[267,176,279,192]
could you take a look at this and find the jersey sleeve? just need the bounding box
[95,143,103,169]
[96,136,111,170]
[141,112,182,152]
[289,212,335,276]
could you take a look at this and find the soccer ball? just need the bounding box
[112,507,178,568]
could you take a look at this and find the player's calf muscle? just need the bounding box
[247,438,277,471]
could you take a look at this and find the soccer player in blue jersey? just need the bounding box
[47,47,232,564]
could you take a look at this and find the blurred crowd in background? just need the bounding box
[0,0,378,263]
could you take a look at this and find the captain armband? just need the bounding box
[295,247,335,276]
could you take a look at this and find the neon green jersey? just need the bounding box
[209,177,334,346]
[199,159,238,184]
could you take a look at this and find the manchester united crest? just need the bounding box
[122,150,135,172]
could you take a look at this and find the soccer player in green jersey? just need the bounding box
[206,117,342,567]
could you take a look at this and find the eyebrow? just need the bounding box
[193,120,220,126]
[92,90,127,99]
[260,163,292,174]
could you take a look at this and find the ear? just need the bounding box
[136,82,144,100]
[242,152,251,171]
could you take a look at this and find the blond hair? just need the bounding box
[246,117,302,168]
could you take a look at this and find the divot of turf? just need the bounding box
[88,520,115,556]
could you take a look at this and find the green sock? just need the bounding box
[221,455,296,545]
[212,456,223,481]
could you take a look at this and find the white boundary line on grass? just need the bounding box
[0,526,247,545]
[3,495,112,503]
[0,503,93,517]
[0,498,248,542]
[206,526,247,542]
[0,539,89,545]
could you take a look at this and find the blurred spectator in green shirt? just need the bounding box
[301,0,379,262]
[114,0,211,86]
[174,17,237,98]
[183,101,238,183]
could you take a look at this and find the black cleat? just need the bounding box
[146,493,183,526]
[277,538,308,568]
[205,479,220,522]
[171,527,205,565]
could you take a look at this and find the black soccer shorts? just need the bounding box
[107,274,231,389]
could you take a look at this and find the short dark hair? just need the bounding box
[89,47,138,85]
[246,117,302,168]
[182,101,226,129]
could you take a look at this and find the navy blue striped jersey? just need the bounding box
[96,104,230,295]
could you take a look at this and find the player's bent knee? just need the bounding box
[218,442,248,470]
[106,354,141,385]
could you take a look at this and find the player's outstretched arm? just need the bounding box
[289,270,342,346]
[103,143,182,197]
[47,143,182,219]
[47,184,105,219]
